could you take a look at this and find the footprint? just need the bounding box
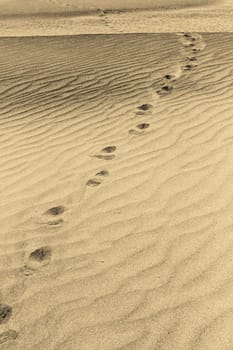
[192,48,201,53]
[96,170,109,177]
[0,330,18,345]
[184,43,195,48]
[164,74,176,81]
[101,146,116,153]
[183,33,192,38]
[28,246,52,267]
[157,85,173,96]
[45,206,65,216]
[86,179,102,187]
[93,154,116,160]
[0,305,12,324]
[46,219,64,226]
[129,123,150,135]
[137,104,153,111]
[183,64,197,71]
[128,129,141,135]
[136,123,150,130]
[187,56,197,61]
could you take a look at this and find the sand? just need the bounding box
[0,0,225,14]
[1,31,233,349]
[0,1,233,35]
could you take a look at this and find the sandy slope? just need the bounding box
[0,0,225,14]
[1,33,233,349]
[0,1,233,35]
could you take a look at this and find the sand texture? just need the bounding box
[0,1,233,35]
[1,32,233,349]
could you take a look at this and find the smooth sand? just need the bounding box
[1,32,233,349]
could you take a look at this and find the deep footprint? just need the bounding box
[101,146,116,153]
[137,104,153,111]
[86,179,102,187]
[29,246,52,264]
[0,305,12,324]
[157,85,173,95]
[45,206,65,216]
[0,330,17,345]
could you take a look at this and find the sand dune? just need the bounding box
[0,6,233,35]
[1,32,233,349]
[0,0,225,15]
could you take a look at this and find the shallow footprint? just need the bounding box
[95,170,109,177]
[0,330,18,345]
[46,219,64,226]
[0,305,12,324]
[93,154,116,160]
[86,178,102,187]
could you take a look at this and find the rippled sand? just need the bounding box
[1,32,233,349]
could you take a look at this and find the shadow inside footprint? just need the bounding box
[165,74,175,80]
[137,104,153,111]
[96,170,109,177]
[188,57,197,61]
[46,206,65,216]
[162,85,173,92]
[136,123,150,130]
[184,43,195,47]
[192,48,201,53]
[0,330,17,345]
[29,247,52,264]
[101,146,116,153]
[86,179,102,187]
[157,85,173,95]
[0,305,12,324]
[183,64,196,71]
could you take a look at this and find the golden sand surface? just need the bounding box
[1,32,233,349]
[0,1,232,35]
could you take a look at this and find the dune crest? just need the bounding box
[0,0,225,15]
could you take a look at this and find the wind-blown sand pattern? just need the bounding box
[1,32,233,349]
[0,1,233,35]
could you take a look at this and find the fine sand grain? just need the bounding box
[1,32,233,349]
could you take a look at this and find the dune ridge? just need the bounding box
[0,0,224,15]
[0,6,233,36]
[1,32,233,349]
